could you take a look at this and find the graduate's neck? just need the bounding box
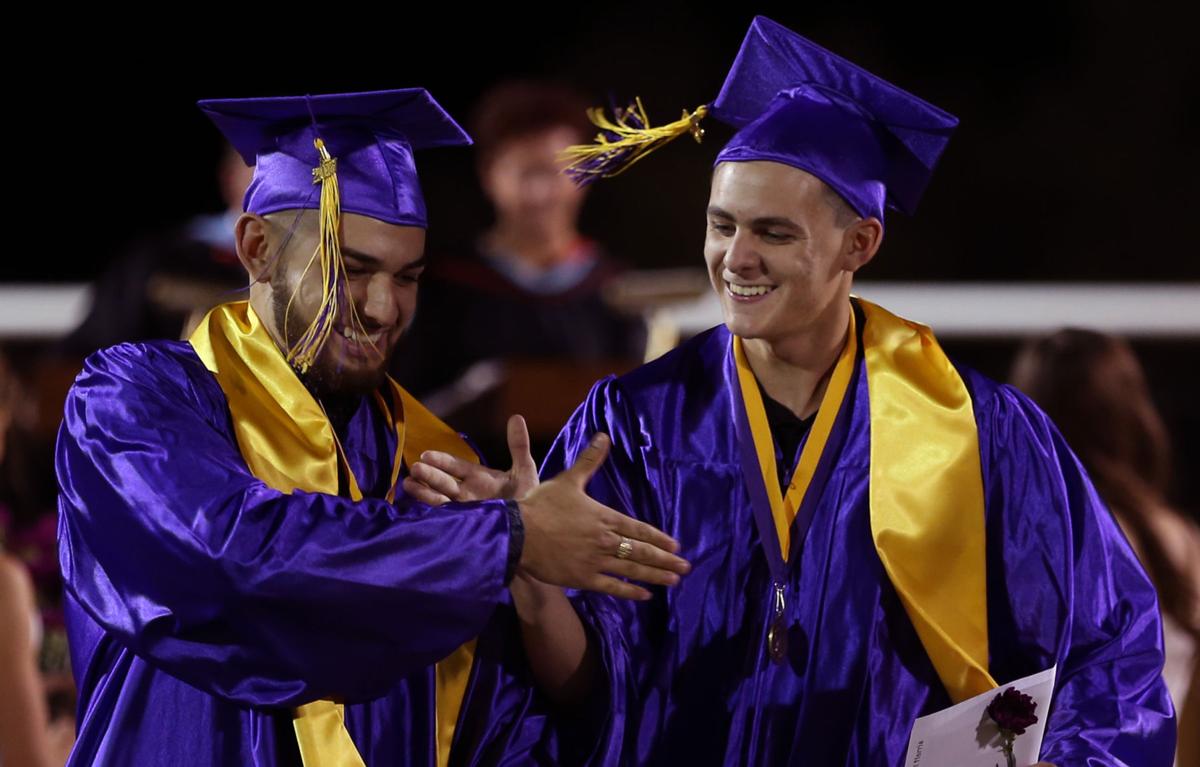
[486,220,581,271]
[741,299,851,420]
[311,387,364,439]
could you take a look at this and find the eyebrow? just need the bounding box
[707,206,803,232]
[342,248,428,272]
[751,216,801,231]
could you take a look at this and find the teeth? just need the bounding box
[727,282,774,297]
[340,326,382,344]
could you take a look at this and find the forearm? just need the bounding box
[509,574,597,706]
[0,662,52,767]
[0,560,52,767]
[60,479,514,705]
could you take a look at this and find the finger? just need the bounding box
[566,433,611,488]
[412,458,468,501]
[603,532,690,575]
[586,575,652,601]
[603,509,684,557]
[401,476,451,506]
[506,415,537,475]
[420,450,479,481]
[604,557,682,587]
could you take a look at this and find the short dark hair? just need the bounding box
[821,184,860,228]
[471,80,593,169]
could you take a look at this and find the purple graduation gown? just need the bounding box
[57,341,548,766]
[543,321,1176,766]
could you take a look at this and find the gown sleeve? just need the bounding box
[978,382,1175,765]
[57,344,515,707]
[539,376,664,765]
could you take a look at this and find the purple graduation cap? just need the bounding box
[197,88,472,228]
[561,17,957,223]
[712,16,959,221]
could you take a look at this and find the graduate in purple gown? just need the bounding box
[55,89,689,766]
[410,17,1176,766]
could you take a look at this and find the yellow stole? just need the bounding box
[733,298,996,703]
[189,300,476,767]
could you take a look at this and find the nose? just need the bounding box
[521,169,557,209]
[723,230,761,278]
[357,273,400,329]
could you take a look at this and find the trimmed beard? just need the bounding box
[270,265,388,401]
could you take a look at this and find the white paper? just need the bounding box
[904,665,1057,767]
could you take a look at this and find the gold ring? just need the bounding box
[615,536,634,560]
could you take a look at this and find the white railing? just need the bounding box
[2,280,1198,340]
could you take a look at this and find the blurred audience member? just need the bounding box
[393,80,645,460]
[0,552,54,767]
[1012,329,1200,765]
[62,144,252,354]
[0,351,72,767]
[0,348,72,701]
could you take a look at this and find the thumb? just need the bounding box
[566,433,611,488]
[507,414,537,477]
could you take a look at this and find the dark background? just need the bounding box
[4,1,1197,508]
[9,1,1196,283]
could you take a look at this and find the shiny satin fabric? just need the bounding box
[293,702,361,767]
[188,301,478,766]
[198,90,474,229]
[248,125,431,226]
[710,17,959,221]
[56,335,545,764]
[858,299,996,703]
[543,314,1175,765]
[188,300,360,496]
[715,89,892,222]
[732,309,857,563]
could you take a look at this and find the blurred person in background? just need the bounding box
[393,80,645,462]
[1012,328,1200,766]
[0,349,73,767]
[0,552,55,767]
[62,143,253,355]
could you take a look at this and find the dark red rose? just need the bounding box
[987,687,1039,735]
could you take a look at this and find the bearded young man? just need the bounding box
[55,89,687,766]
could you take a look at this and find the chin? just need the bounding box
[722,307,767,340]
[343,371,389,397]
[728,326,770,342]
[302,358,389,399]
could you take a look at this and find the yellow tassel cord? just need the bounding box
[283,137,377,373]
[559,98,708,181]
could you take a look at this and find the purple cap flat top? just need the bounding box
[198,89,472,228]
[713,17,959,221]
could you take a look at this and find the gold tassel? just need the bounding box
[283,137,377,373]
[559,98,708,182]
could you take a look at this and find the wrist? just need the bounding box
[504,500,525,585]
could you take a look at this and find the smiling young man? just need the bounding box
[480,17,1175,766]
[54,89,688,766]
[554,16,1180,763]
